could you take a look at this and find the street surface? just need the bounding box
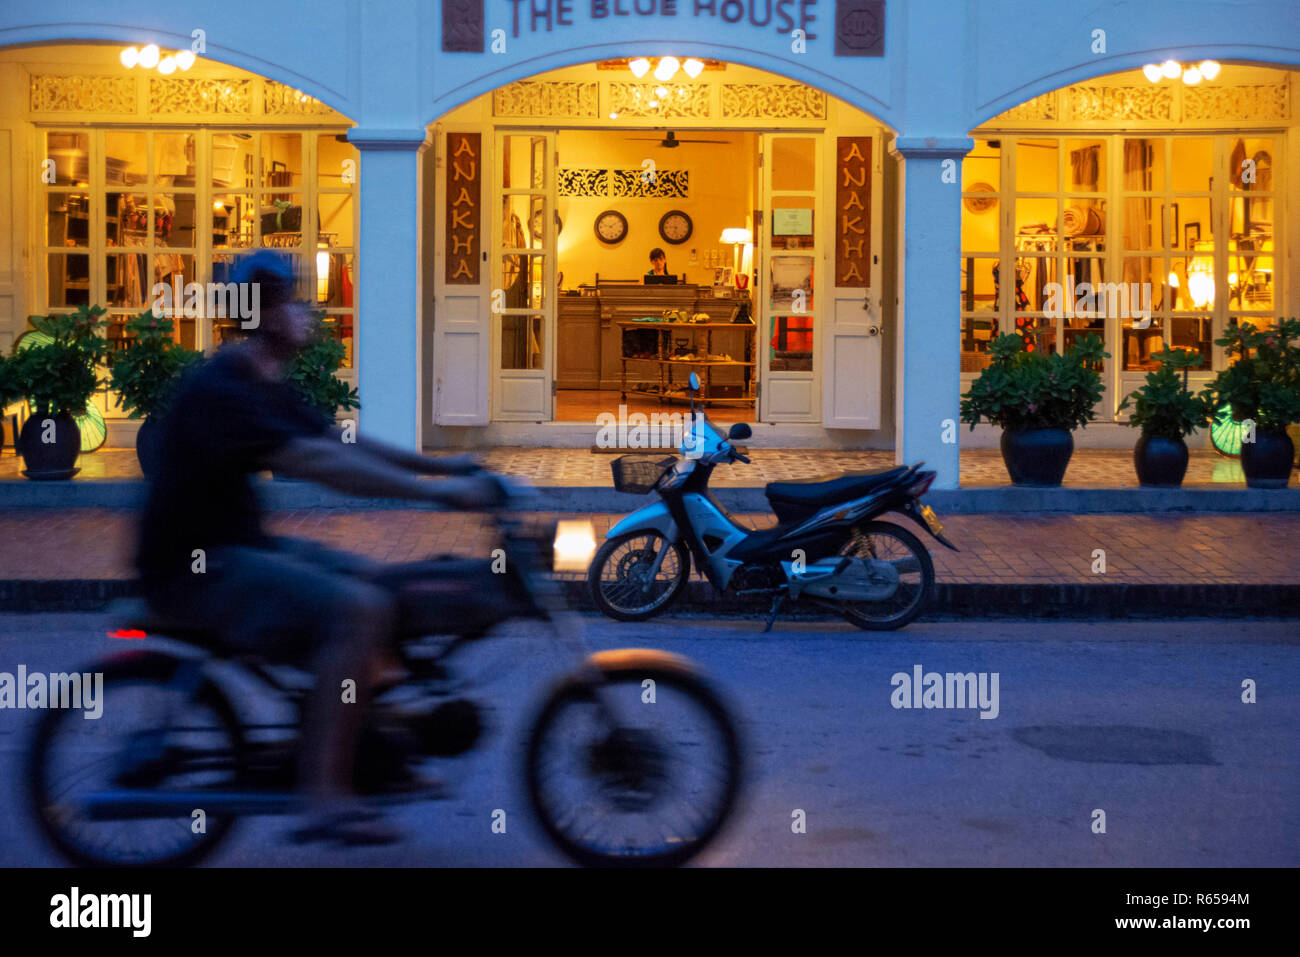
[0,613,1295,866]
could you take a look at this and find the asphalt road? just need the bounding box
[0,612,1295,867]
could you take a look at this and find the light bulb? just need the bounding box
[608,112,619,120]
[1168,272,1179,288]
[1142,64,1162,82]
[158,56,177,75]
[648,100,659,109]
[628,57,651,78]
[120,47,139,68]
[1228,272,1238,286]
[655,86,668,97]
[654,56,680,81]
[1161,59,1180,79]
[1188,272,1215,307]
[683,58,705,78]
[138,44,160,69]
[1182,66,1202,85]
[176,50,196,70]
[1199,60,1220,80]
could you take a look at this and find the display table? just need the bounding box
[615,320,756,406]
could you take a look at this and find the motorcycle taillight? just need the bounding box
[906,470,936,497]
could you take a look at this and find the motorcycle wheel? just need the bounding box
[833,520,935,631]
[588,531,690,621]
[26,653,244,867]
[526,665,742,867]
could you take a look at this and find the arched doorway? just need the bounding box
[426,56,895,449]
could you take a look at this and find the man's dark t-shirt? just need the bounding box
[136,346,329,588]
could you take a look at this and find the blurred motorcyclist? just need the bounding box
[135,251,501,845]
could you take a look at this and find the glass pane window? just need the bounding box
[501,314,544,370]
[261,133,303,189]
[46,131,89,186]
[1015,139,1058,192]
[1065,139,1106,192]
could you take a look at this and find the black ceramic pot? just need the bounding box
[18,412,81,480]
[135,415,163,478]
[1134,433,1189,488]
[1000,427,1074,486]
[1240,429,1295,489]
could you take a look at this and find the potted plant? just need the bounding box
[7,305,107,480]
[107,310,202,476]
[1203,318,1300,488]
[961,332,1108,486]
[287,312,360,422]
[1117,347,1213,487]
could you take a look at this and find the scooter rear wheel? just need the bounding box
[588,531,691,621]
[833,520,935,631]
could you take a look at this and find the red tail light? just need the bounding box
[906,470,936,497]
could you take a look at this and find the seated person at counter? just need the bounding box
[644,248,677,285]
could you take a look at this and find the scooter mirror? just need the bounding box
[688,372,701,391]
[728,422,752,440]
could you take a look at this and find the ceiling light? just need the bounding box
[158,56,177,75]
[120,47,139,68]
[628,57,651,78]
[1182,65,1202,85]
[1161,59,1181,78]
[654,56,680,81]
[1142,64,1162,83]
[176,50,196,70]
[138,44,160,69]
[1199,60,1220,80]
[683,58,705,79]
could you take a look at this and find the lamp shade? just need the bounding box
[720,227,752,245]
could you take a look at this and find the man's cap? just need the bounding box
[231,251,297,313]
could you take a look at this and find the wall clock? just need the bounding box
[658,209,693,244]
[594,209,628,245]
[531,208,562,240]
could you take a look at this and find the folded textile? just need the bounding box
[1063,204,1104,237]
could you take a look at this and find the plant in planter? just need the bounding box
[1202,317,1300,488]
[7,305,107,480]
[286,312,360,422]
[1117,347,1213,488]
[960,332,1108,486]
[107,310,202,476]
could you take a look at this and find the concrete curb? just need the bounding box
[1,479,1298,513]
[4,577,1297,618]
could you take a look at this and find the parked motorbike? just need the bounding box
[589,374,958,630]
[26,480,743,868]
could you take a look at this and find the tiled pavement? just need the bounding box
[0,445,1259,487]
[2,508,1297,585]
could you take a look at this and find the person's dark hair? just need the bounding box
[231,251,297,335]
[649,248,666,262]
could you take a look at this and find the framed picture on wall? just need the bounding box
[1184,222,1201,249]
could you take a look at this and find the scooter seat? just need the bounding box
[765,467,909,514]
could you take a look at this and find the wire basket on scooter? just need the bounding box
[610,455,678,495]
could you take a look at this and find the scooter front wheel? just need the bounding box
[833,520,935,631]
[588,531,691,621]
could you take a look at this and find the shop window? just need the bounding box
[317,134,358,368]
[501,315,545,370]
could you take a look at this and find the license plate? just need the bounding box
[919,504,944,536]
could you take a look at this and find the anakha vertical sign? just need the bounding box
[446,132,481,284]
[836,136,871,287]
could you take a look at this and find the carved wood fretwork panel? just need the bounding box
[990,81,1290,128]
[150,78,253,114]
[493,81,598,118]
[263,81,338,116]
[1183,84,1289,122]
[608,83,711,119]
[30,75,136,113]
[1068,85,1174,122]
[721,83,826,119]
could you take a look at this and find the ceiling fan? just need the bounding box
[625,130,731,148]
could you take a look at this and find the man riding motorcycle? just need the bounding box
[135,251,503,846]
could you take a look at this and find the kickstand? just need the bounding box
[762,593,786,633]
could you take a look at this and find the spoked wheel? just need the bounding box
[26,654,244,867]
[526,665,742,867]
[588,531,690,621]
[833,520,935,631]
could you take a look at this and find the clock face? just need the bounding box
[531,208,562,240]
[659,210,693,244]
[594,210,628,244]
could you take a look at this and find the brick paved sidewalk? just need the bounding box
[2,508,1297,585]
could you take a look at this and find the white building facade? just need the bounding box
[1,0,1299,487]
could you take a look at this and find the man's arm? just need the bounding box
[338,430,478,476]
[264,435,495,506]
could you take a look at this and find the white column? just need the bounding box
[890,137,972,489]
[349,129,430,449]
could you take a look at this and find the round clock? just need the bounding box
[594,209,628,245]
[658,209,693,245]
